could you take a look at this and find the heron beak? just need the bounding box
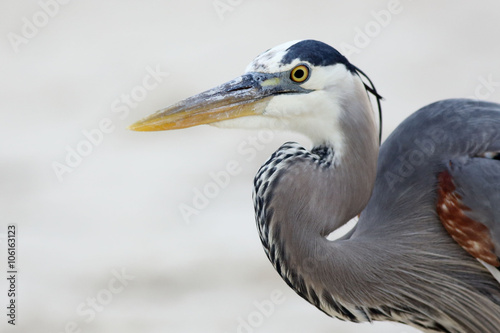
[128,73,282,131]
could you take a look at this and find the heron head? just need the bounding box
[129,40,379,148]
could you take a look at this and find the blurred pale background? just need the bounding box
[1,1,500,332]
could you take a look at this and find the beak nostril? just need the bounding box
[226,85,253,93]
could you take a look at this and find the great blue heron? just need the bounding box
[130,40,500,332]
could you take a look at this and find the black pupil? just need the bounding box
[294,69,305,79]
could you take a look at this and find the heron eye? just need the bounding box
[290,65,310,83]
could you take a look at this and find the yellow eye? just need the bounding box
[290,65,310,83]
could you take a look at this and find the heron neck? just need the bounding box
[307,82,379,234]
[253,91,379,317]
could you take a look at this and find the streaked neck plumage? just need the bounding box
[253,76,379,319]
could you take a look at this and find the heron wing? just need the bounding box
[437,153,500,267]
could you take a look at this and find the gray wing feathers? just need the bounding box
[447,152,500,257]
[362,99,500,234]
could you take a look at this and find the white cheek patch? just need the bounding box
[300,64,351,91]
[263,91,345,157]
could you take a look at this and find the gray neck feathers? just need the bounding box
[253,91,379,318]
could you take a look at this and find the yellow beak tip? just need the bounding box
[127,123,143,131]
